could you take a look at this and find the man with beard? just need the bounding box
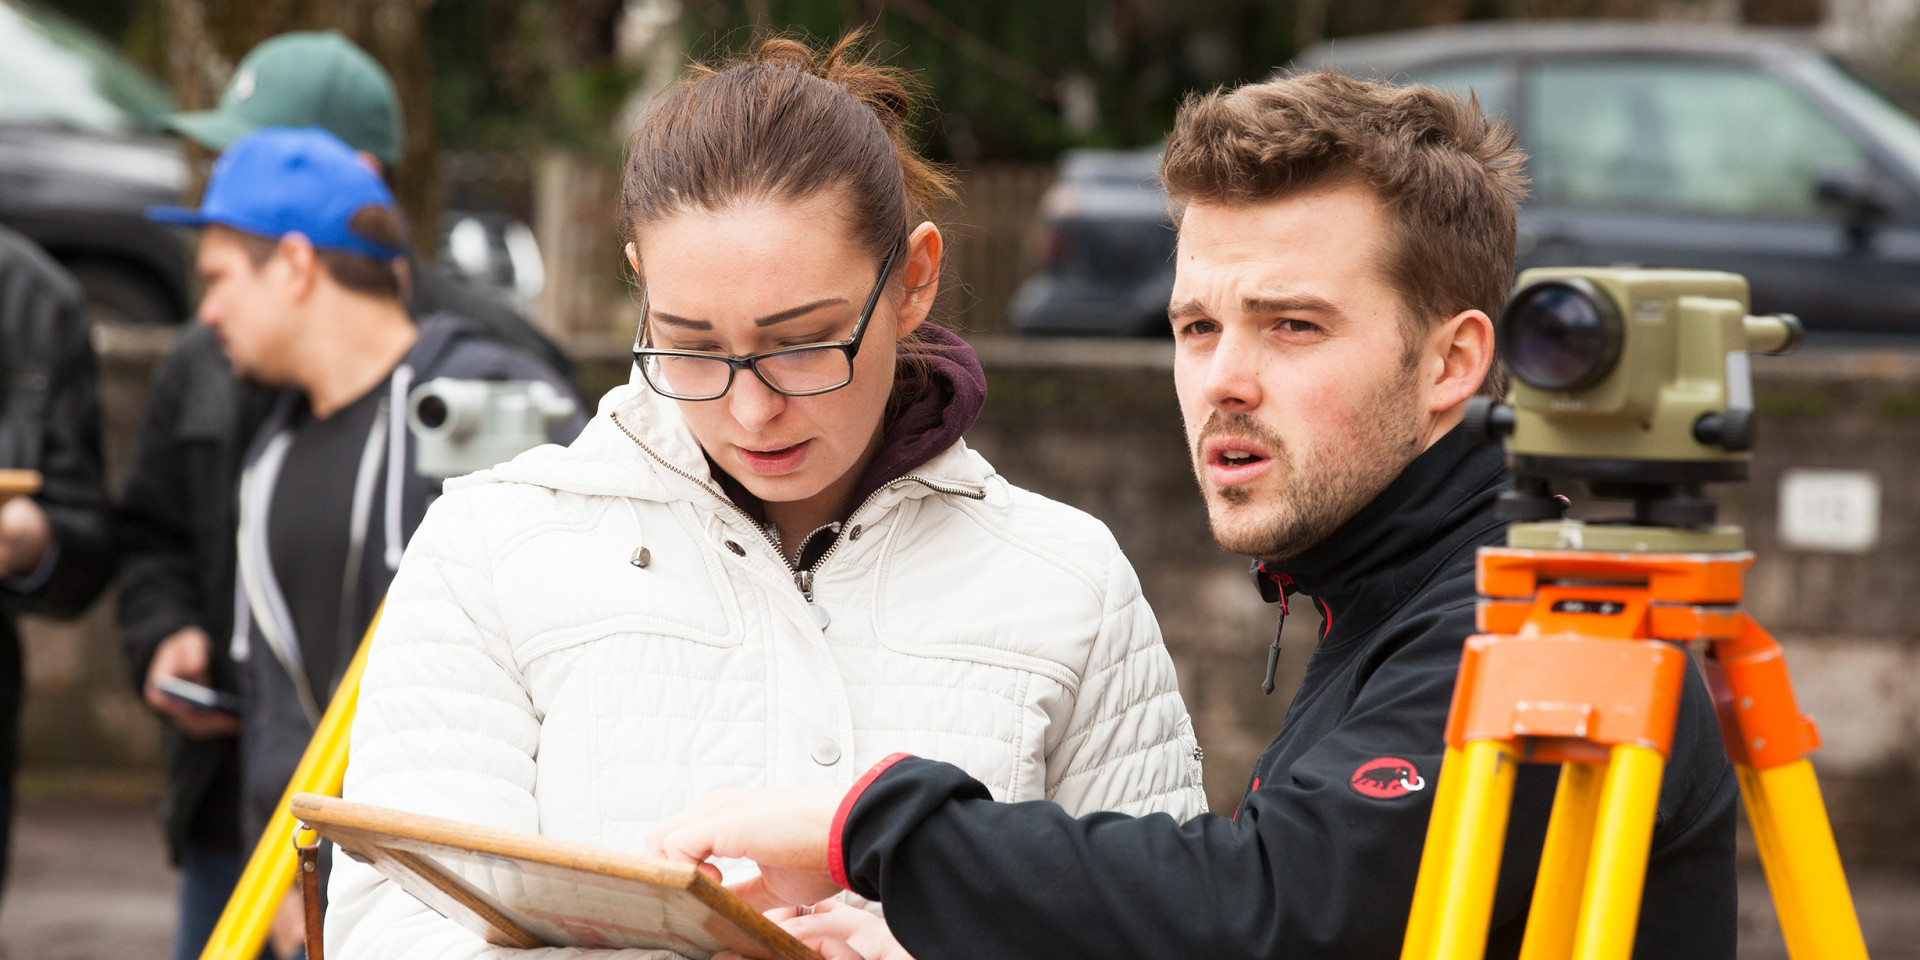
[642,72,1739,959]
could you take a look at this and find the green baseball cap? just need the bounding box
[166,31,404,168]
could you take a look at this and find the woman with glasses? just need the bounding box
[328,33,1207,960]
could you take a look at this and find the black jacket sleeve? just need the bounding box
[2,249,112,619]
[115,333,221,689]
[842,616,1473,959]
[840,600,1737,960]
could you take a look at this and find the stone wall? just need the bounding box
[26,331,1920,862]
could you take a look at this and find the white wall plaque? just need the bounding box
[1778,469,1881,553]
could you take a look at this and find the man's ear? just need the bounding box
[1426,308,1495,414]
[893,221,943,339]
[276,233,322,301]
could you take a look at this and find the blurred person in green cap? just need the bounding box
[115,30,582,960]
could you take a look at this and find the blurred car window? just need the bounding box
[1527,58,1867,217]
[1796,54,1920,180]
[0,2,172,134]
[1404,58,1514,121]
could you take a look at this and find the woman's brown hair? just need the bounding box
[619,30,955,273]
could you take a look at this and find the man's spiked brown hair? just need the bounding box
[1161,70,1528,394]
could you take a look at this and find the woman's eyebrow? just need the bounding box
[651,297,850,331]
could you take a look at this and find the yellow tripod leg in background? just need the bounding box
[198,607,379,960]
[1740,760,1868,960]
[1517,761,1604,960]
[1570,744,1664,960]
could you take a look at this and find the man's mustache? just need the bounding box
[1194,411,1287,461]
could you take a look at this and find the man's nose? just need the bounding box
[727,369,787,432]
[1201,325,1265,411]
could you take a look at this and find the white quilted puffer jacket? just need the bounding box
[327,376,1209,959]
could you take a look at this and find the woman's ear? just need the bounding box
[894,221,942,339]
[625,241,642,275]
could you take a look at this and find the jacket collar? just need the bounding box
[1255,424,1507,645]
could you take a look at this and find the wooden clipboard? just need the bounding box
[0,470,40,497]
[290,794,820,960]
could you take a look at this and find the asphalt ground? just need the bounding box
[0,794,1912,959]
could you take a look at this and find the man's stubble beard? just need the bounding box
[1193,363,1427,563]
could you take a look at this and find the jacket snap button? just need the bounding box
[725,540,745,556]
[811,739,841,765]
[629,547,651,568]
[848,524,863,541]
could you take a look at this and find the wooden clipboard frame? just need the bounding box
[291,794,821,960]
[0,470,41,497]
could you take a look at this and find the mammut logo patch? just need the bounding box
[1351,757,1425,799]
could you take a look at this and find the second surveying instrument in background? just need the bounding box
[1405,268,1865,960]
[143,126,584,960]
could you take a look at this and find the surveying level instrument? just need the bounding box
[199,608,380,960]
[1402,268,1868,960]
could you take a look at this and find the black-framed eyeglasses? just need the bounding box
[632,240,903,401]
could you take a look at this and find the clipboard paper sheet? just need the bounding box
[290,793,821,960]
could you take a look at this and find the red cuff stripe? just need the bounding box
[829,752,914,891]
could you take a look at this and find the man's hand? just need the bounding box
[144,626,240,739]
[645,786,845,910]
[268,885,305,960]
[0,495,50,578]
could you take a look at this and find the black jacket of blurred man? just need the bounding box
[116,30,584,960]
[0,224,113,894]
[644,72,1739,960]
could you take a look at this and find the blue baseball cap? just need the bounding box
[149,126,405,261]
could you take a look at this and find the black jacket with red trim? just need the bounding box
[834,425,1739,959]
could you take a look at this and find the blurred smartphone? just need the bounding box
[153,676,243,714]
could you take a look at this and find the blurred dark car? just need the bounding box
[1012,22,1920,338]
[0,1,192,325]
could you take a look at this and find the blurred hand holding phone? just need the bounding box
[145,626,242,739]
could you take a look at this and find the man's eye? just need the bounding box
[1278,319,1321,334]
[1176,319,1219,337]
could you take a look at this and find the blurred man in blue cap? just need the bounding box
[140,126,583,960]
[118,32,583,960]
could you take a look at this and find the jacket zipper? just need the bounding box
[612,411,985,603]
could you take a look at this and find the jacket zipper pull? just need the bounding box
[1262,605,1286,695]
[1251,562,1292,696]
[795,568,831,629]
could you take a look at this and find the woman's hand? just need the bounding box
[719,901,915,960]
[644,785,845,910]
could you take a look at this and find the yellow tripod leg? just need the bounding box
[1739,760,1868,960]
[1403,747,1466,960]
[1427,740,1520,960]
[198,607,380,960]
[1518,761,1604,960]
[1570,744,1664,960]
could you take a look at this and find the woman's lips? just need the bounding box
[735,439,812,476]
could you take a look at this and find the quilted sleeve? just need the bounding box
[1042,548,1209,821]
[325,491,678,960]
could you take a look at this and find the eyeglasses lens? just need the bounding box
[645,354,734,400]
[756,348,853,395]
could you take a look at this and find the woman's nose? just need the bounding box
[727,370,788,431]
